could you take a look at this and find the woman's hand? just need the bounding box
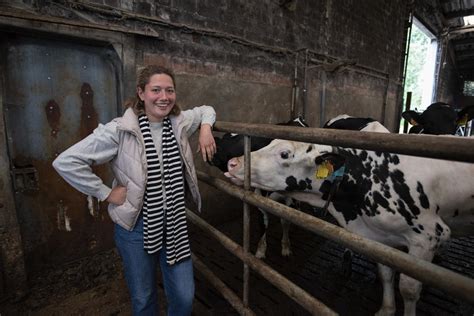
[197,124,216,162]
[106,185,127,205]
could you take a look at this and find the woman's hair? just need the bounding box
[125,65,181,116]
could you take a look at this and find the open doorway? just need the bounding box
[400,17,438,132]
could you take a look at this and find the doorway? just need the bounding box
[1,33,121,274]
[401,18,438,131]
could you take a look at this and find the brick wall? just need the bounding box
[5,1,410,127]
[1,0,409,225]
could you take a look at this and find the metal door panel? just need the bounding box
[3,34,121,272]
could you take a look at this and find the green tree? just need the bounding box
[404,24,430,112]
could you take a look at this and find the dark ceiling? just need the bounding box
[439,0,474,81]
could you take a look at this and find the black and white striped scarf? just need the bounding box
[138,114,191,265]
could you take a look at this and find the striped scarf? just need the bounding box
[138,114,191,265]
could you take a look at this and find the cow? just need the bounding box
[402,102,458,135]
[210,117,308,258]
[211,115,387,259]
[224,131,474,315]
[402,103,474,136]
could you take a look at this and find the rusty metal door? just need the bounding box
[2,34,121,273]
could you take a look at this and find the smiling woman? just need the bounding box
[128,65,181,121]
[52,65,217,315]
[138,73,177,122]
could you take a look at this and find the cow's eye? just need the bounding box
[280,151,290,159]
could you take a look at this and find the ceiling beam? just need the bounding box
[452,37,474,46]
[455,50,474,58]
[448,25,474,37]
[460,74,474,80]
[456,61,474,69]
[444,8,474,19]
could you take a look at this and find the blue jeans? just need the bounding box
[114,216,195,316]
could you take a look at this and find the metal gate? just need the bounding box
[2,33,121,273]
[189,121,474,315]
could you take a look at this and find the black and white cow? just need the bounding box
[402,102,458,135]
[225,131,474,315]
[212,115,387,259]
[210,117,308,258]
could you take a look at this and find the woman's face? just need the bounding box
[138,73,176,122]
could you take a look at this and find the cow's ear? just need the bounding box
[315,153,345,169]
[402,110,422,125]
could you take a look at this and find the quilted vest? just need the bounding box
[108,108,201,231]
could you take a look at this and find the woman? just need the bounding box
[53,65,216,315]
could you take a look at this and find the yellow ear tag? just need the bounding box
[315,161,334,179]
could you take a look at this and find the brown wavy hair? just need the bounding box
[124,65,181,116]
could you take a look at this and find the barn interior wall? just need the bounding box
[0,0,410,296]
[0,0,410,214]
[23,0,408,127]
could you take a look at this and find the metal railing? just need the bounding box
[188,209,336,315]
[214,121,474,163]
[191,121,474,315]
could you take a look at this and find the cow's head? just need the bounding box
[225,139,341,192]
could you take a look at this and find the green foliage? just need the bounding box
[403,24,430,111]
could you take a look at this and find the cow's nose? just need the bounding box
[227,158,240,172]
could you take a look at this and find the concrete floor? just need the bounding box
[1,206,473,315]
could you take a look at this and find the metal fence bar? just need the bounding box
[192,254,256,316]
[243,135,251,307]
[186,209,338,316]
[197,171,474,304]
[213,121,474,163]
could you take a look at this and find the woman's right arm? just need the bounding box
[52,121,119,202]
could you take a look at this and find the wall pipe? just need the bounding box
[213,121,474,163]
[319,70,327,127]
[380,75,390,125]
[302,49,309,120]
[196,171,474,304]
[242,136,251,307]
[290,53,299,119]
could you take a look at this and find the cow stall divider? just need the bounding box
[188,122,474,316]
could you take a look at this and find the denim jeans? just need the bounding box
[114,215,195,316]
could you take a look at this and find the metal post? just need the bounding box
[403,91,412,133]
[242,135,251,308]
[466,120,472,136]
